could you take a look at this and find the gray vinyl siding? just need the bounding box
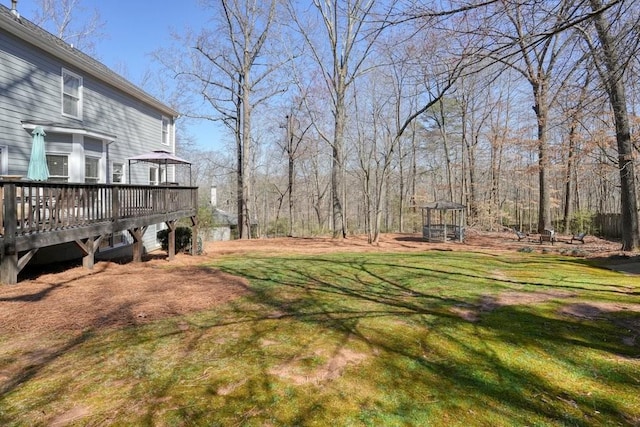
[0,28,33,174]
[82,77,165,185]
[84,137,103,155]
[1,27,170,179]
[43,132,73,153]
[1,30,67,127]
[0,25,176,252]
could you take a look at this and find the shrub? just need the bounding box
[157,226,192,252]
[570,210,595,234]
[266,218,289,237]
[570,248,587,257]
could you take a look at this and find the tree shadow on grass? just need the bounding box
[210,255,640,425]
[2,252,639,425]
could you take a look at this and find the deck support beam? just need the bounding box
[74,235,105,270]
[165,220,176,260]
[129,226,148,263]
[0,248,39,284]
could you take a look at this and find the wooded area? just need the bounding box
[158,0,640,247]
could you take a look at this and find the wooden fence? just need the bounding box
[594,213,622,238]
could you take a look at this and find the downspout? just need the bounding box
[105,140,114,184]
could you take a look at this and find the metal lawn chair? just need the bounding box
[571,232,586,244]
[539,229,556,245]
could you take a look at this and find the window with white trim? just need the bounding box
[149,167,159,185]
[112,162,124,183]
[161,116,171,145]
[85,157,99,183]
[0,146,7,175]
[46,154,69,182]
[62,69,82,119]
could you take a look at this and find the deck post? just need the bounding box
[1,184,18,284]
[129,226,148,263]
[0,253,19,284]
[166,220,176,260]
[75,235,104,270]
[112,186,120,221]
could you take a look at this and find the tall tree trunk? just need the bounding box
[398,141,405,233]
[562,79,589,234]
[489,135,502,229]
[589,0,640,251]
[332,86,346,238]
[466,135,478,224]
[460,99,478,224]
[285,114,295,237]
[437,99,454,201]
[533,81,552,232]
[411,132,417,215]
[288,153,294,236]
[240,72,252,239]
[562,122,577,234]
[236,76,245,239]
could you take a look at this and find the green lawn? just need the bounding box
[1,250,639,426]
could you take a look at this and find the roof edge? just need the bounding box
[0,5,179,118]
[22,121,117,141]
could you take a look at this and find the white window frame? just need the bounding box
[0,145,8,175]
[161,116,171,146]
[61,68,83,119]
[46,154,70,182]
[112,162,124,184]
[85,156,100,183]
[149,167,159,185]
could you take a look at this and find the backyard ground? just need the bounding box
[0,228,633,336]
[2,229,640,425]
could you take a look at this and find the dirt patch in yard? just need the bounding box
[268,347,368,385]
[560,302,640,320]
[450,290,578,322]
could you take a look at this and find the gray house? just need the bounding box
[0,2,181,261]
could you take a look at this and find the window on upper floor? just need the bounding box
[62,69,82,119]
[85,157,99,183]
[46,154,69,182]
[162,116,171,146]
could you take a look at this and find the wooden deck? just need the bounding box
[0,180,198,284]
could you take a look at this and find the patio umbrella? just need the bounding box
[27,126,49,181]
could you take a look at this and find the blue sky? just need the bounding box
[14,0,227,151]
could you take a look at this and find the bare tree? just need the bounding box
[455,73,495,226]
[30,0,105,55]
[583,0,640,250]
[558,71,591,234]
[278,106,311,236]
[480,1,580,232]
[289,0,395,238]
[350,19,467,243]
[159,0,280,239]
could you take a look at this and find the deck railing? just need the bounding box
[0,181,198,237]
[0,180,198,284]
